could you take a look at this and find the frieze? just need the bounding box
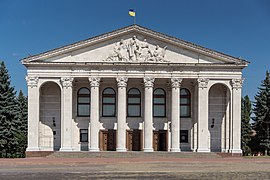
[105,36,168,63]
[231,78,244,90]
[26,76,39,88]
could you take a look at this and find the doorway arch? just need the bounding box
[39,81,61,151]
[208,83,229,152]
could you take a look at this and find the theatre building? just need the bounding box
[22,25,248,155]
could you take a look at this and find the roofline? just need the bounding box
[21,24,250,65]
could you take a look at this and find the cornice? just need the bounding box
[21,25,249,66]
[22,61,247,69]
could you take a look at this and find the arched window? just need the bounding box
[180,88,191,117]
[102,88,116,117]
[77,88,90,116]
[153,88,166,117]
[127,88,141,117]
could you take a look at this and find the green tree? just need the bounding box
[252,71,270,155]
[241,95,252,156]
[15,90,28,157]
[0,61,19,157]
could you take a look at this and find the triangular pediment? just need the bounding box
[21,25,249,66]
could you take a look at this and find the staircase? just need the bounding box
[47,151,222,158]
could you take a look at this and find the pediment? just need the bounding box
[21,25,249,66]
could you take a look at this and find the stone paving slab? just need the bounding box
[0,157,270,179]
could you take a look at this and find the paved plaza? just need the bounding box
[0,154,270,179]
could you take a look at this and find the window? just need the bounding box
[180,88,191,117]
[80,129,88,142]
[102,88,116,117]
[127,88,141,117]
[180,130,188,143]
[77,88,90,116]
[153,88,166,117]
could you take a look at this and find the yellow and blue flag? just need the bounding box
[129,9,136,17]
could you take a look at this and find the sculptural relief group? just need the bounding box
[105,36,168,62]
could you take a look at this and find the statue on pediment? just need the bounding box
[150,45,167,62]
[105,36,168,63]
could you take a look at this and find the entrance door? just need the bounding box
[99,130,116,151]
[127,130,142,151]
[153,130,167,151]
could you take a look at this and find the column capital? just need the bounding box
[143,77,155,88]
[89,77,101,87]
[61,77,74,88]
[171,78,182,89]
[26,76,39,88]
[230,78,244,90]
[116,77,128,88]
[197,78,209,89]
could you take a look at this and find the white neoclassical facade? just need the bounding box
[22,25,248,155]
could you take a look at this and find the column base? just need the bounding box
[60,147,73,151]
[229,149,242,154]
[196,148,210,152]
[170,148,181,152]
[26,147,40,151]
[143,148,154,152]
[89,148,100,152]
[116,148,127,152]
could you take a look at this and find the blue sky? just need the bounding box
[0,0,270,101]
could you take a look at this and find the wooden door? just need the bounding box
[127,130,141,151]
[99,130,116,151]
[153,130,167,151]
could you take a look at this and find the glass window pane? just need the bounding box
[180,89,189,95]
[128,97,140,104]
[78,105,90,116]
[180,98,189,104]
[103,97,115,103]
[103,105,115,116]
[80,129,88,142]
[154,105,165,117]
[78,97,90,103]
[154,89,165,95]
[129,88,140,94]
[128,105,140,116]
[104,88,115,94]
[79,88,90,95]
[154,97,165,104]
[180,106,190,117]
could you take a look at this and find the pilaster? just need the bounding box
[116,77,128,152]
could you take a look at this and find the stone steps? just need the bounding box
[47,151,222,158]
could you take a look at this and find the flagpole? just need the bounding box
[134,15,136,25]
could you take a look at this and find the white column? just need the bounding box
[143,77,155,152]
[170,78,182,152]
[230,79,243,154]
[196,78,210,152]
[89,77,100,152]
[116,77,128,152]
[26,76,40,151]
[60,77,74,151]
